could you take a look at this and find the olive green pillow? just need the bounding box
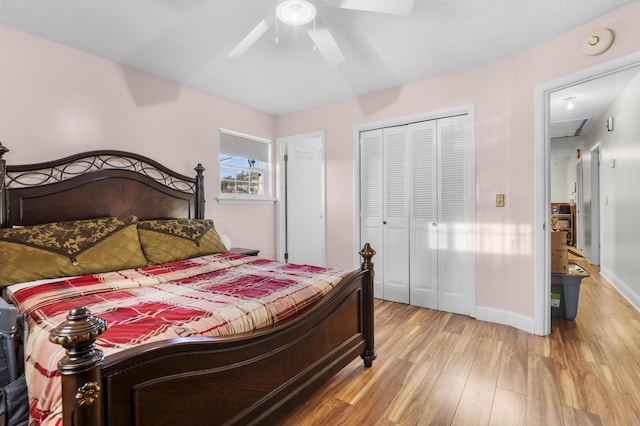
[0,216,148,287]
[137,219,227,265]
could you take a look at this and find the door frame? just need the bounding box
[275,130,327,265]
[533,50,640,336]
[353,104,476,316]
[576,159,584,251]
[590,144,601,265]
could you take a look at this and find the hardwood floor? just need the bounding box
[279,252,640,425]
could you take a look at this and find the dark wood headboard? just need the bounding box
[0,143,205,227]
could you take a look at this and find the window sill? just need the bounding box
[216,196,276,205]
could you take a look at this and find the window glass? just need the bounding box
[219,130,270,198]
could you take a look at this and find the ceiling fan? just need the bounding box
[228,0,415,66]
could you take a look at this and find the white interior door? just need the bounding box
[277,133,326,266]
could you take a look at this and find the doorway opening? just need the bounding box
[536,51,640,335]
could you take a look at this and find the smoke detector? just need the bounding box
[581,28,614,56]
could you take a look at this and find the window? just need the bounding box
[218,129,272,203]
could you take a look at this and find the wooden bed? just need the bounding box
[0,143,376,426]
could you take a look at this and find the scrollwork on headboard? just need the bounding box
[5,152,196,193]
[1,146,205,227]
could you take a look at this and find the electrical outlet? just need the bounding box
[496,194,505,207]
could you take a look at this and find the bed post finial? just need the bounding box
[0,142,8,160]
[49,306,107,426]
[359,243,377,367]
[195,163,205,219]
[0,142,8,227]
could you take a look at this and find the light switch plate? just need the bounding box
[496,194,505,207]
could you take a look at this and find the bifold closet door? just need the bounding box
[407,116,472,313]
[359,126,410,303]
[360,114,473,315]
[434,115,474,315]
[360,129,385,299]
[408,120,438,309]
[380,126,410,303]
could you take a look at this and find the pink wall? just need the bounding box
[2,0,639,322]
[275,1,640,319]
[0,25,277,258]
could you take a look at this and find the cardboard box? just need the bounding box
[551,231,568,274]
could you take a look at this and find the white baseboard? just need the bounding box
[600,266,640,313]
[475,306,536,334]
[476,266,640,335]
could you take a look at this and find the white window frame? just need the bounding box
[217,129,275,205]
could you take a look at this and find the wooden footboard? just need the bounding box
[49,244,376,426]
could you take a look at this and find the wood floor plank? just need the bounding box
[451,337,503,425]
[337,357,414,425]
[384,330,460,423]
[442,319,484,378]
[548,324,590,410]
[588,333,640,423]
[561,405,603,426]
[496,327,528,394]
[581,361,640,425]
[333,351,402,405]
[528,333,551,357]
[488,388,527,426]
[610,315,640,365]
[526,353,564,425]
[400,371,466,426]
[280,397,352,426]
[396,310,450,364]
[443,313,471,335]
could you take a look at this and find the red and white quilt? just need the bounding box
[9,253,349,426]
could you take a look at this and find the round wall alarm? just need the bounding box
[581,28,614,56]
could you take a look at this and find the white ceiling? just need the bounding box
[549,66,640,161]
[0,0,636,115]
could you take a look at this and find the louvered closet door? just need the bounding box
[381,126,410,303]
[359,129,385,299]
[437,115,473,315]
[409,120,438,309]
[360,113,474,314]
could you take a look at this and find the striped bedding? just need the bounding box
[9,252,349,426]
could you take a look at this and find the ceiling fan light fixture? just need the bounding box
[276,0,316,26]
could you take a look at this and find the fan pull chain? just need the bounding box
[275,15,279,44]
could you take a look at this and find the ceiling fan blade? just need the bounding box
[307,20,345,67]
[324,0,414,15]
[228,17,274,58]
